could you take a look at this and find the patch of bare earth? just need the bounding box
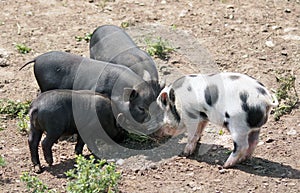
[0,0,299,192]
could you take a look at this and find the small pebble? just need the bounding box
[226,5,234,9]
[149,163,158,170]
[272,25,281,30]
[60,155,67,159]
[107,159,115,163]
[116,159,124,166]
[287,129,296,135]
[265,40,275,47]
[257,141,264,146]
[265,138,274,143]
[281,51,288,56]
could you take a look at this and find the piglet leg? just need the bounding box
[245,129,260,159]
[28,128,43,173]
[183,120,208,156]
[224,129,249,168]
[75,134,85,155]
[42,132,61,166]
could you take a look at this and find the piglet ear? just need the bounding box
[160,78,166,90]
[160,92,168,106]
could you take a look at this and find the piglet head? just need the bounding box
[154,86,185,138]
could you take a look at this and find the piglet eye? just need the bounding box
[138,106,145,113]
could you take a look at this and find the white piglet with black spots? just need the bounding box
[156,72,278,168]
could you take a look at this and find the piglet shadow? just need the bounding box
[43,158,77,178]
[192,144,300,179]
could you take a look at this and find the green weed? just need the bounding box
[21,155,120,193]
[15,43,31,54]
[0,156,5,167]
[121,21,130,28]
[17,110,30,134]
[171,24,177,30]
[126,132,155,143]
[75,33,92,42]
[65,155,121,193]
[0,99,30,118]
[273,72,298,120]
[218,129,224,135]
[20,172,57,193]
[145,37,175,60]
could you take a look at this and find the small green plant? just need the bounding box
[121,21,130,28]
[15,43,31,54]
[218,129,224,135]
[0,99,30,118]
[171,24,177,30]
[145,37,175,60]
[126,132,155,143]
[65,155,121,193]
[20,172,57,193]
[17,110,30,134]
[75,33,92,42]
[273,72,298,120]
[0,156,6,167]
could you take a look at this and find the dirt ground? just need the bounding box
[0,0,299,192]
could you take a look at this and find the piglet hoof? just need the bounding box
[75,148,83,155]
[45,157,53,166]
[182,143,197,157]
[33,164,43,174]
[223,161,234,168]
[223,154,239,168]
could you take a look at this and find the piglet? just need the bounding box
[28,89,124,173]
[89,25,162,95]
[156,72,278,168]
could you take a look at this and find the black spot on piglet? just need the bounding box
[256,87,267,95]
[239,91,249,103]
[204,85,219,106]
[257,81,265,87]
[233,141,238,153]
[225,112,230,118]
[223,121,229,128]
[246,105,265,128]
[229,75,240,80]
[242,103,249,112]
[186,111,198,119]
[170,103,181,123]
[169,88,176,103]
[199,111,208,120]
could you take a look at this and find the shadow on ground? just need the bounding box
[43,138,300,181]
[44,158,76,178]
[192,144,300,179]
